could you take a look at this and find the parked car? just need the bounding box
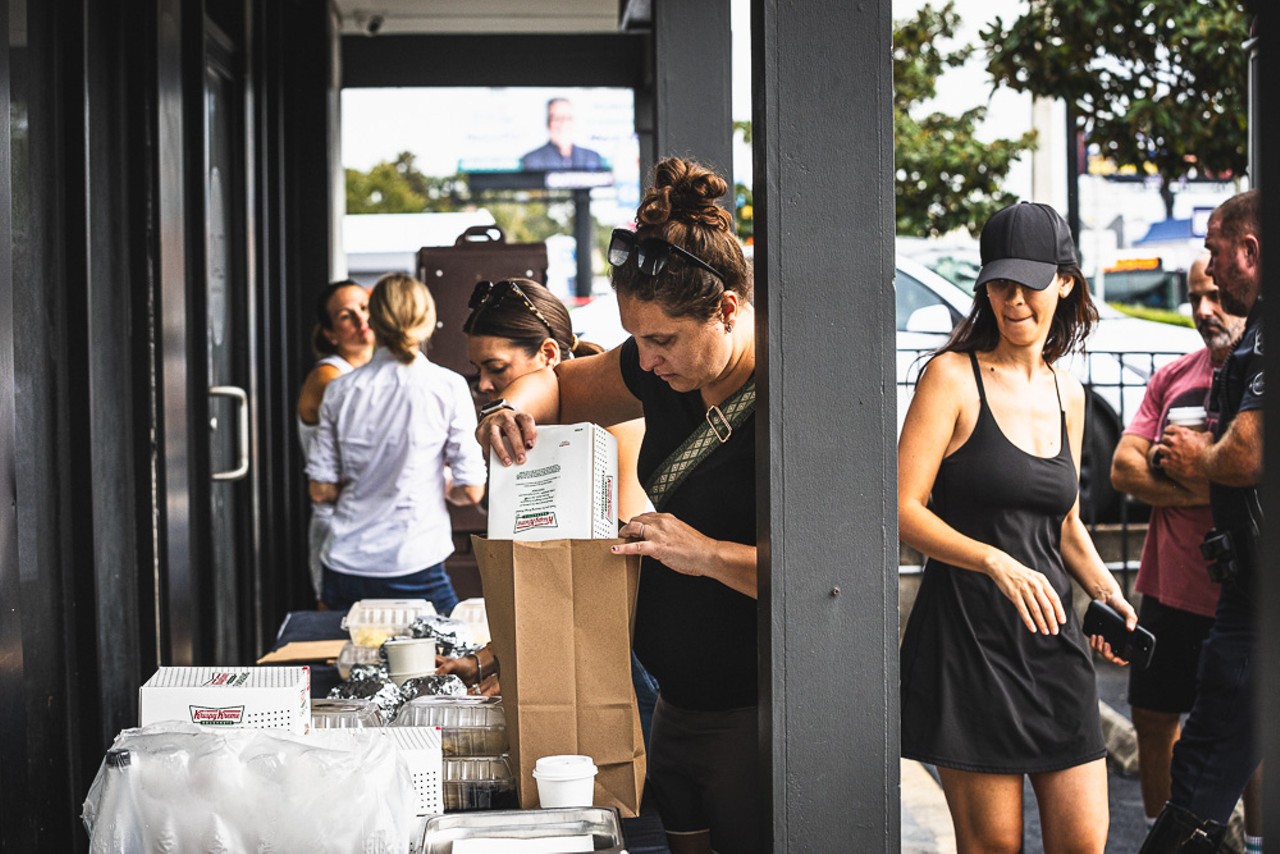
[571,254,1201,522]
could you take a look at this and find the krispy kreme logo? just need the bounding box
[514,512,557,532]
[190,705,245,725]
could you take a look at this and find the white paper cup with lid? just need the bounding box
[532,754,598,808]
[1167,405,1208,430]
[383,637,437,686]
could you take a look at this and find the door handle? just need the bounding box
[209,385,250,481]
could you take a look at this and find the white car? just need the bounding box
[572,255,1202,521]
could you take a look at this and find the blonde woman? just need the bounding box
[307,273,486,615]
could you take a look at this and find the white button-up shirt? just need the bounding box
[307,348,486,576]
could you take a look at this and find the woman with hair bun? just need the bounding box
[307,272,486,616]
[475,157,759,853]
[297,280,377,605]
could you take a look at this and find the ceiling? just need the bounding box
[330,0,646,36]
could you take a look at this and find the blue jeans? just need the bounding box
[1168,574,1260,822]
[631,652,659,753]
[321,563,459,617]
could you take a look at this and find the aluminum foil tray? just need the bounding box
[418,806,623,853]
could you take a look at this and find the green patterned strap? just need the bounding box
[643,377,756,512]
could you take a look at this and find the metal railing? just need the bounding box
[897,347,1197,596]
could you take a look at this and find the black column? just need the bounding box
[753,0,899,847]
[652,0,733,185]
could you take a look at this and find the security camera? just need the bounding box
[366,14,384,36]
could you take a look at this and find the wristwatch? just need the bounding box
[479,398,516,418]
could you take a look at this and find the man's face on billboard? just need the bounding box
[547,100,575,150]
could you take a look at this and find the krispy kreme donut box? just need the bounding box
[139,666,311,734]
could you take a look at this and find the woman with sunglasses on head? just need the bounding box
[307,273,486,616]
[898,203,1138,852]
[475,157,758,854]
[462,278,649,522]
[297,280,377,606]
[448,277,660,732]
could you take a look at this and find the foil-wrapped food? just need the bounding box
[402,614,478,658]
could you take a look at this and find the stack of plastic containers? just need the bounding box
[394,696,515,811]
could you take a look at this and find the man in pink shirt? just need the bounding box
[1110,252,1259,839]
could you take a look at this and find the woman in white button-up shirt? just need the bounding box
[306,273,487,615]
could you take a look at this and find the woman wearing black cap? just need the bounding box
[899,202,1138,851]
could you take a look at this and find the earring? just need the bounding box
[724,321,734,333]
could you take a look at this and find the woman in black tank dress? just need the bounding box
[899,202,1139,853]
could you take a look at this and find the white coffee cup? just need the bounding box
[383,637,437,685]
[532,754,598,808]
[1167,405,1207,431]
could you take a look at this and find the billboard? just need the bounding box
[342,86,641,218]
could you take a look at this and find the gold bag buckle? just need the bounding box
[706,405,732,443]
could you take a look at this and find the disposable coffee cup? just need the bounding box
[383,638,437,686]
[532,754,597,808]
[1167,405,1207,430]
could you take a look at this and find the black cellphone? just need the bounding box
[1082,600,1156,671]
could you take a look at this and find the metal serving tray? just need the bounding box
[418,807,623,853]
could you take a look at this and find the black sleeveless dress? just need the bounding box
[900,353,1106,773]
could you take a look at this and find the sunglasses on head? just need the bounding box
[608,228,726,283]
[468,280,556,338]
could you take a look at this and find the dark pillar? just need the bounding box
[573,189,593,299]
[652,0,733,184]
[753,0,898,848]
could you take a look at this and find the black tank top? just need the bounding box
[899,352,1105,773]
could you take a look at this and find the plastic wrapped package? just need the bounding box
[82,722,414,853]
[392,697,507,756]
[311,698,385,729]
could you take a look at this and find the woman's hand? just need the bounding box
[984,552,1068,635]
[614,513,759,598]
[1087,588,1138,666]
[475,408,538,466]
[614,513,712,577]
[435,652,501,696]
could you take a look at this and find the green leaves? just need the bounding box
[894,3,1035,237]
[982,0,1250,190]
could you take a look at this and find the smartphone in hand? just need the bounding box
[1083,600,1156,671]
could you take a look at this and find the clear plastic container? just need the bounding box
[392,696,507,756]
[342,598,437,648]
[449,598,491,646]
[310,698,384,729]
[442,755,518,812]
[335,642,384,680]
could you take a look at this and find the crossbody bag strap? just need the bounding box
[643,377,756,512]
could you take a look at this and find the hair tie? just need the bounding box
[568,334,579,357]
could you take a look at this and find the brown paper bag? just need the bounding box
[472,536,645,817]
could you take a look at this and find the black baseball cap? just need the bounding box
[975,202,1079,291]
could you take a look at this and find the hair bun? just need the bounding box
[637,158,733,232]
